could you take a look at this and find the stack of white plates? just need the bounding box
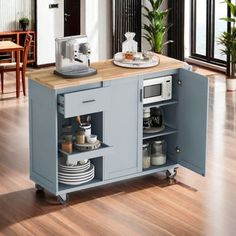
[58,160,95,185]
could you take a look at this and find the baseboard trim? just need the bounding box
[185,57,226,73]
[36,63,55,68]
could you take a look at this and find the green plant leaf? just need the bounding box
[220,17,236,23]
[223,0,236,17]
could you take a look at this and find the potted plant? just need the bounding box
[143,0,173,54]
[19,17,29,31]
[218,0,236,91]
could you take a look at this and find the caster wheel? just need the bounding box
[166,168,177,179]
[57,194,69,204]
[35,184,44,192]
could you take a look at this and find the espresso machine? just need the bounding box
[54,35,97,78]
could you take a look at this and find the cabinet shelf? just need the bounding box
[59,143,112,162]
[58,178,103,194]
[143,126,177,140]
[143,99,178,109]
[142,159,177,174]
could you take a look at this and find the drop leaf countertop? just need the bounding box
[28,54,186,90]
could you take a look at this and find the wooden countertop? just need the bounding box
[29,54,186,90]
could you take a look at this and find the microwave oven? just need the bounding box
[143,76,172,104]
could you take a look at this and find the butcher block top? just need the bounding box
[29,54,186,90]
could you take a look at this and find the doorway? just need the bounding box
[64,0,80,36]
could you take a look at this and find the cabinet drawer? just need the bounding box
[58,87,110,118]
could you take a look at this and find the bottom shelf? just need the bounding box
[58,178,103,193]
[57,159,179,195]
[142,159,177,175]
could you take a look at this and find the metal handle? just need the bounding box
[82,99,96,104]
[140,89,143,103]
[64,13,71,17]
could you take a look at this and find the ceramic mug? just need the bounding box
[79,123,91,137]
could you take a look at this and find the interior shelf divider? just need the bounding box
[143,99,178,109]
[59,143,112,162]
[143,126,177,140]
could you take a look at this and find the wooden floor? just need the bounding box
[0,69,236,235]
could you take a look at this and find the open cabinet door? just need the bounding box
[177,69,208,176]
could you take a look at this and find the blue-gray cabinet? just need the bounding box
[29,67,208,203]
[104,76,143,179]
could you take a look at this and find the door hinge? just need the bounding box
[175,147,181,153]
[177,80,182,87]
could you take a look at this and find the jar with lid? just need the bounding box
[143,108,152,129]
[61,140,73,154]
[76,129,86,144]
[60,124,73,148]
[122,32,138,60]
[151,140,167,166]
[62,124,73,134]
[151,107,163,127]
[142,143,151,169]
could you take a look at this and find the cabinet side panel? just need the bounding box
[29,80,58,194]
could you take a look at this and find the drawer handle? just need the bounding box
[82,99,96,104]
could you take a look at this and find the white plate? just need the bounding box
[58,172,94,181]
[59,174,95,185]
[58,160,90,170]
[58,163,90,171]
[59,164,94,177]
[58,172,94,180]
[113,55,160,69]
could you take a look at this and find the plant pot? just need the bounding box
[20,22,28,31]
[226,78,236,91]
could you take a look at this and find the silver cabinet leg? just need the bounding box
[166,168,178,179]
[35,184,44,192]
[57,194,68,204]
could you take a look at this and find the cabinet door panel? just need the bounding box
[105,77,142,179]
[178,69,208,176]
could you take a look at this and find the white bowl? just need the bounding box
[86,135,97,144]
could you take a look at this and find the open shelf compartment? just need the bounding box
[58,156,104,193]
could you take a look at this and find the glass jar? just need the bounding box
[76,129,85,144]
[62,124,73,134]
[61,140,73,154]
[142,143,151,169]
[151,140,167,166]
[143,108,152,129]
[122,32,138,55]
[150,107,163,127]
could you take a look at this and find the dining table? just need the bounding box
[0,41,23,98]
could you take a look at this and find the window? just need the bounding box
[191,0,228,66]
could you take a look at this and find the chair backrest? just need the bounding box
[22,34,33,70]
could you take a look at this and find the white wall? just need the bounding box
[82,0,112,62]
[36,0,64,65]
[0,0,35,31]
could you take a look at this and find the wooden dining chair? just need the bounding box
[0,34,32,96]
